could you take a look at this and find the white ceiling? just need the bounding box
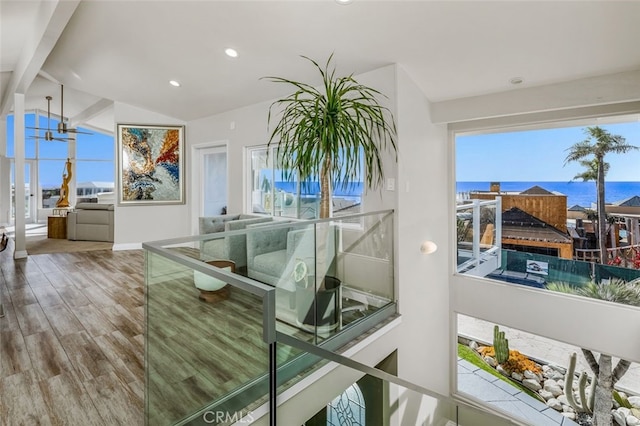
[2,0,640,134]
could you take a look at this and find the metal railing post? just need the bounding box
[472,200,480,267]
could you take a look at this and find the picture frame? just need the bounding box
[117,124,185,205]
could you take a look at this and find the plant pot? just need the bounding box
[295,275,340,332]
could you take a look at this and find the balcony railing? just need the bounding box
[456,198,502,276]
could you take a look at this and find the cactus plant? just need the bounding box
[493,325,510,364]
[565,352,596,414]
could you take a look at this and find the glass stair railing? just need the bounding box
[144,210,396,425]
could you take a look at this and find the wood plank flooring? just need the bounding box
[1,240,145,426]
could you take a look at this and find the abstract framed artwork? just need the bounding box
[117,124,185,205]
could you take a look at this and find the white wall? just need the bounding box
[112,102,188,248]
[394,66,451,396]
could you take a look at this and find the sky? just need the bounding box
[456,120,640,182]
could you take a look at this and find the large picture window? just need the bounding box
[248,145,363,219]
[6,111,114,214]
[455,115,640,307]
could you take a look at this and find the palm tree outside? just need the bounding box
[564,126,638,263]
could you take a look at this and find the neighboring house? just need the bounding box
[469,183,573,258]
[501,207,574,259]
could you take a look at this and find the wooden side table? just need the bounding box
[48,216,67,239]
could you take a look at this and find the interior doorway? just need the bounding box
[193,144,228,228]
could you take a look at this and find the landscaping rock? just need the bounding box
[524,370,538,380]
[628,415,640,426]
[543,381,563,397]
[523,378,542,391]
[496,365,508,376]
[539,390,554,401]
[558,395,569,406]
[629,396,640,408]
[468,341,479,351]
[483,356,497,367]
[547,398,563,411]
[562,412,576,421]
[511,372,523,382]
[613,410,626,426]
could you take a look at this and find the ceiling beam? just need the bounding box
[0,0,80,116]
[69,98,114,128]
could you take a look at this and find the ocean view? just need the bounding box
[456,181,640,208]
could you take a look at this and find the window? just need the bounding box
[455,116,640,304]
[327,383,366,426]
[6,111,114,210]
[76,129,114,202]
[247,145,363,219]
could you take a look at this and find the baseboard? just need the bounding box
[14,250,28,259]
[112,243,142,251]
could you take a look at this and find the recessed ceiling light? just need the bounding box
[336,0,353,4]
[169,80,181,87]
[510,77,524,85]
[225,48,238,58]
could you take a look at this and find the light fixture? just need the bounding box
[510,77,524,85]
[336,0,353,4]
[420,241,438,255]
[169,80,181,87]
[225,48,238,58]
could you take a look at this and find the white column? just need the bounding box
[14,93,27,259]
[0,117,10,225]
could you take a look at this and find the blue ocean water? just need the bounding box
[456,181,640,208]
[274,181,363,198]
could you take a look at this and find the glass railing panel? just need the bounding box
[145,210,397,425]
[145,249,270,426]
[240,211,395,345]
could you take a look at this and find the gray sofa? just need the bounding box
[199,214,272,267]
[67,202,114,242]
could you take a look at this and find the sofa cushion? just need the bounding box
[75,202,114,211]
[77,210,111,225]
[200,215,240,234]
[253,250,287,279]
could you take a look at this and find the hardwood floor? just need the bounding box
[1,243,144,426]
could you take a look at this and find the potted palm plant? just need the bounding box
[263,54,397,219]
